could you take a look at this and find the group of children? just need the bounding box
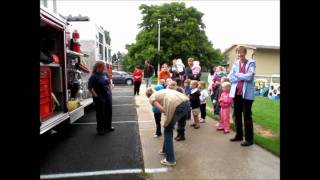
[151,72,234,140]
[209,66,233,134]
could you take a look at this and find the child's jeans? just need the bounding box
[154,112,162,136]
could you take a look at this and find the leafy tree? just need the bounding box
[123,2,223,73]
[125,44,130,50]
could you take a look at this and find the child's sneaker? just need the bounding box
[153,134,161,138]
[212,99,216,104]
[175,136,186,141]
[159,150,165,155]
[200,118,206,123]
[160,158,176,166]
[194,125,200,129]
[174,136,178,140]
[224,130,230,134]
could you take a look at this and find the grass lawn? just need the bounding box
[252,96,280,133]
[152,76,158,85]
[254,134,280,156]
[207,97,280,156]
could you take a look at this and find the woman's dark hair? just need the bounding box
[136,64,140,68]
[210,65,215,75]
[92,61,105,73]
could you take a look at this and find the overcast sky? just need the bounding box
[56,0,280,54]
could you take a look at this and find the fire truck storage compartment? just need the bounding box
[40,21,64,65]
[40,67,53,120]
[40,18,66,120]
[51,67,65,111]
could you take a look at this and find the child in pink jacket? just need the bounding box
[217,82,233,134]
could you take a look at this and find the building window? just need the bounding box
[41,0,48,7]
[97,32,104,60]
[99,44,103,60]
[99,32,103,44]
[105,47,108,62]
[53,0,57,13]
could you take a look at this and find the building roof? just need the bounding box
[223,44,280,54]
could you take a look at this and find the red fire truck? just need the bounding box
[40,6,112,134]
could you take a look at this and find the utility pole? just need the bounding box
[157,18,161,80]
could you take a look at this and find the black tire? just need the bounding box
[126,79,133,85]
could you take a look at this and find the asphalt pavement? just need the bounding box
[40,85,144,180]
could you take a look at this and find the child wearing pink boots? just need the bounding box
[217,82,233,134]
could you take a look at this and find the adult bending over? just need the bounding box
[146,88,189,166]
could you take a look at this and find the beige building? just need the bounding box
[222,44,280,77]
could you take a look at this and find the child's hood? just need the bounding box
[193,61,200,66]
[176,59,185,67]
[155,84,164,91]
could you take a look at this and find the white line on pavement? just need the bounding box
[40,169,142,179]
[40,168,168,179]
[145,168,169,173]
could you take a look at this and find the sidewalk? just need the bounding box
[135,84,279,179]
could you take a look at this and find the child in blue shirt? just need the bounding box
[184,79,192,95]
[159,79,166,89]
[152,84,164,137]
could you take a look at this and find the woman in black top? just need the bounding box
[88,61,114,135]
[185,57,201,81]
